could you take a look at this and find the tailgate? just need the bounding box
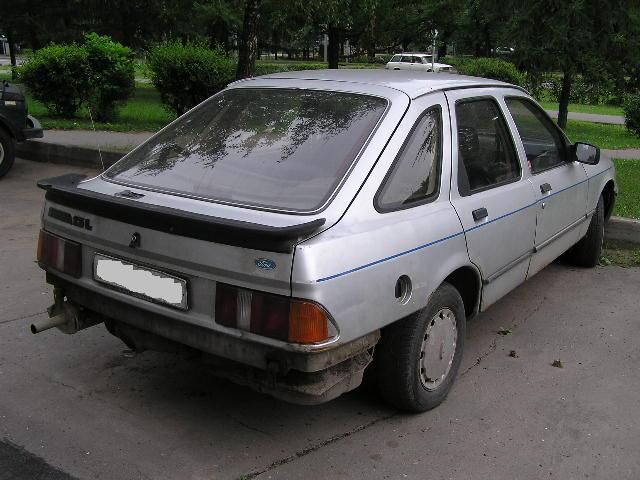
[38,174,324,330]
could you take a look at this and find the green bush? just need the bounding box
[254,62,327,75]
[18,35,135,120]
[83,33,135,121]
[624,95,640,137]
[18,43,91,117]
[148,41,235,115]
[455,57,525,86]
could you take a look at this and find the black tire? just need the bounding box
[569,195,604,268]
[0,128,16,179]
[376,282,466,412]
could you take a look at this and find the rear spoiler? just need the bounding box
[37,174,325,254]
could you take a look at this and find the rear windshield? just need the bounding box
[105,88,387,212]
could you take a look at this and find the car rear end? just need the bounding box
[34,81,402,404]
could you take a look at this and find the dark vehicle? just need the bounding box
[0,80,43,178]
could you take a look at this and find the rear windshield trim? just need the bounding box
[102,87,391,216]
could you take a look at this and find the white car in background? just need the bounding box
[385,53,454,73]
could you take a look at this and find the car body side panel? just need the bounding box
[583,154,617,218]
[292,92,472,343]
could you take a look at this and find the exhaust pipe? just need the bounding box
[30,301,102,335]
[30,313,68,334]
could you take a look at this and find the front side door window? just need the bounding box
[504,97,567,173]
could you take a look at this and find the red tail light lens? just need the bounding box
[37,230,82,278]
[215,283,335,344]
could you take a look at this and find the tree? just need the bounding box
[236,0,261,79]
[509,0,640,129]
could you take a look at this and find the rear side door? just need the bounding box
[502,96,588,277]
[447,90,538,310]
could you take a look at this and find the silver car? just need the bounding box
[35,71,616,412]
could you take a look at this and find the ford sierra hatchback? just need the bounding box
[34,71,616,412]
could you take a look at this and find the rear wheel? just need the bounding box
[377,283,466,412]
[0,128,16,179]
[569,195,604,268]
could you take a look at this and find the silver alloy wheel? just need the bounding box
[0,141,4,165]
[419,307,458,390]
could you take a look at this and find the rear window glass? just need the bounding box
[105,89,387,212]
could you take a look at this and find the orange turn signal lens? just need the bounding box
[37,230,45,263]
[288,301,329,344]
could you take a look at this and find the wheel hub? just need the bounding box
[419,307,457,390]
[0,141,4,165]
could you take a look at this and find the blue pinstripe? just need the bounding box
[316,166,612,283]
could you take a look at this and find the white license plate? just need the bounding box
[93,254,188,310]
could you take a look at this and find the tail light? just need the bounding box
[215,283,336,344]
[37,230,82,278]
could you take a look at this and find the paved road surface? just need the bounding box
[545,110,625,125]
[1,159,639,479]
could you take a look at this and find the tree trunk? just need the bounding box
[327,26,339,69]
[7,29,17,80]
[557,68,572,130]
[367,9,376,60]
[236,0,261,80]
[26,0,41,50]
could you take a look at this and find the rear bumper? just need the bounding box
[46,272,379,374]
[19,115,44,140]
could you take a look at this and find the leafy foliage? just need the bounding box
[18,34,134,120]
[454,57,525,86]
[255,62,327,75]
[147,41,235,115]
[83,33,135,121]
[624,95,640,137]
[18,43,91,117]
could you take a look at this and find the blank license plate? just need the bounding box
[93,254,188,310]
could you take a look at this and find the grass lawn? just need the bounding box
[564,120,640,149]
[601,246,640,267]
[27,83,173,132]
[539,100,624,117]
[612,159,640,219]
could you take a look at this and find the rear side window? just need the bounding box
[376,107,442,211]
[106,89,387,212]
[505,97,567,173]
[456,98,520,196]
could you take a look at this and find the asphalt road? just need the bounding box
[1,159,639,480]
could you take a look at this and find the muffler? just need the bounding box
[31,289,102,334]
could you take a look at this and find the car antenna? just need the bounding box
[86,105,105,172]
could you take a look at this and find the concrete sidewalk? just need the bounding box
[16,129,154,169]
[545,110,625,125]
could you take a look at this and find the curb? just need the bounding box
[16,139,640,248]
[605,217,640,247]
[17,140,125,169]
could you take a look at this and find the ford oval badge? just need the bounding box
[255,258,276,270]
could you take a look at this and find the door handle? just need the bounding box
[540,183,553,194]
[472,207,488,221]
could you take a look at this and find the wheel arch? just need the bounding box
[0,115,18,139]
[442,265,482,319]
[602,179,616,221]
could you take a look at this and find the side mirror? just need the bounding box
[572,142,600,165]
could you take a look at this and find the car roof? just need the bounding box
[233,69,524,100]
